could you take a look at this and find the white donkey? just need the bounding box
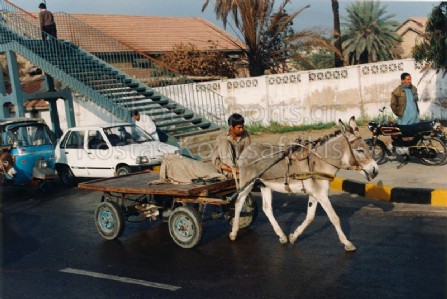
[230,117,378,251]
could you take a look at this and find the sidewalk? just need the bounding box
[333,160,447,206]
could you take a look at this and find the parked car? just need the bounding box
[0,117,56,191]
[54,123,179,186]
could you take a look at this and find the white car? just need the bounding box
[55,123,179,186]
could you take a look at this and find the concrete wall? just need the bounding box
[197,58,447,125]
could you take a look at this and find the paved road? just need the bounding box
[2,183,447,299]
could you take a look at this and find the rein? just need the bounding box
[286,137,363,171]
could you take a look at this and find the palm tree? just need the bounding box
[331,0,344,67]
[202,0,339,76]
[341,1,401,65]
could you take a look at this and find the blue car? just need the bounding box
[0,118,56,189]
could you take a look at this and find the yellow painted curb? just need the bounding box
[365,183,392,202]
[330,177,344,192]
[431,190,447,206]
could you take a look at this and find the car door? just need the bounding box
[85,129,115,177]
[59,129,88,177]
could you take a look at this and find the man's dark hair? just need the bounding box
[400,72,411,80]
[38,3,46,9]
[227,113,245,127]
[131,110,140,117]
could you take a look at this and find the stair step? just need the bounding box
[123,99,169,108]
[164,122,212,133]
[152,111,194,122]
[157,117,203,128]
[172,127,221,139]
[146,108,186,117]
[98,88,135,95]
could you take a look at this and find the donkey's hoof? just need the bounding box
[229,232,237,241]
[279,235,288,244]
[289,234,297,244]
[344,242,356,252]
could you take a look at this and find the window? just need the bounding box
[87,130,107,150]
[65,130,85,149]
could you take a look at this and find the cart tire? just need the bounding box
[95,201,125,240]
[168,206,202,249]
[230,194,258,229]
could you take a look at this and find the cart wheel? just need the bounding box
[95,201,125,240]
[230,194,258,229]
[168,206,202,248]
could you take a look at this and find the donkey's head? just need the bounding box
[339,117,378,181]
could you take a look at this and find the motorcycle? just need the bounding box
[365,107,447,166]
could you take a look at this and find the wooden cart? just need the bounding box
[78,172,257,248]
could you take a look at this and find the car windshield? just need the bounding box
[4,123,54,147]
[103,124,154,146]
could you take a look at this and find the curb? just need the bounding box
[330,177,447,206]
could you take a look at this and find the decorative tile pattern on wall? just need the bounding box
[361,62,404,75]
[196,82,221,92]
[308,70,348,81]
[227,79,259,89]
[267,74,301,85]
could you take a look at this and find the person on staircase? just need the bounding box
[131,110,159,141]
[38,3,57,40]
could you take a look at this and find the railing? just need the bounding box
[0,0,226,126]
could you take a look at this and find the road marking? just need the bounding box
[60,268,181,291]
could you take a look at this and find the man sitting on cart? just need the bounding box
[211,113,251,178]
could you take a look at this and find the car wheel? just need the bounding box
[116,165,131,176]
[58,166,76,187]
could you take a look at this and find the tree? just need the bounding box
[413,2,447,74]
[160,42,237,79]
[202,0,339,76]
[331,0,344,67]
[341,1,402,65]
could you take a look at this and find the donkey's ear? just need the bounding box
[349,116,357,131]
[338,119,347,135]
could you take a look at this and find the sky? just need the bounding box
[9,0,440,37]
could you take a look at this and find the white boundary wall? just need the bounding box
[197,58,447,125]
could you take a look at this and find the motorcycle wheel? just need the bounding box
[365,138,386,165]
[418,137,447,166]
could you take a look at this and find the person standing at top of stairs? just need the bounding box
[131,110,160,141]
[38,3,57,40]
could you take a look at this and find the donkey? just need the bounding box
[230,117,378,251]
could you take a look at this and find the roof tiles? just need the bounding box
[67,14,243,53]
